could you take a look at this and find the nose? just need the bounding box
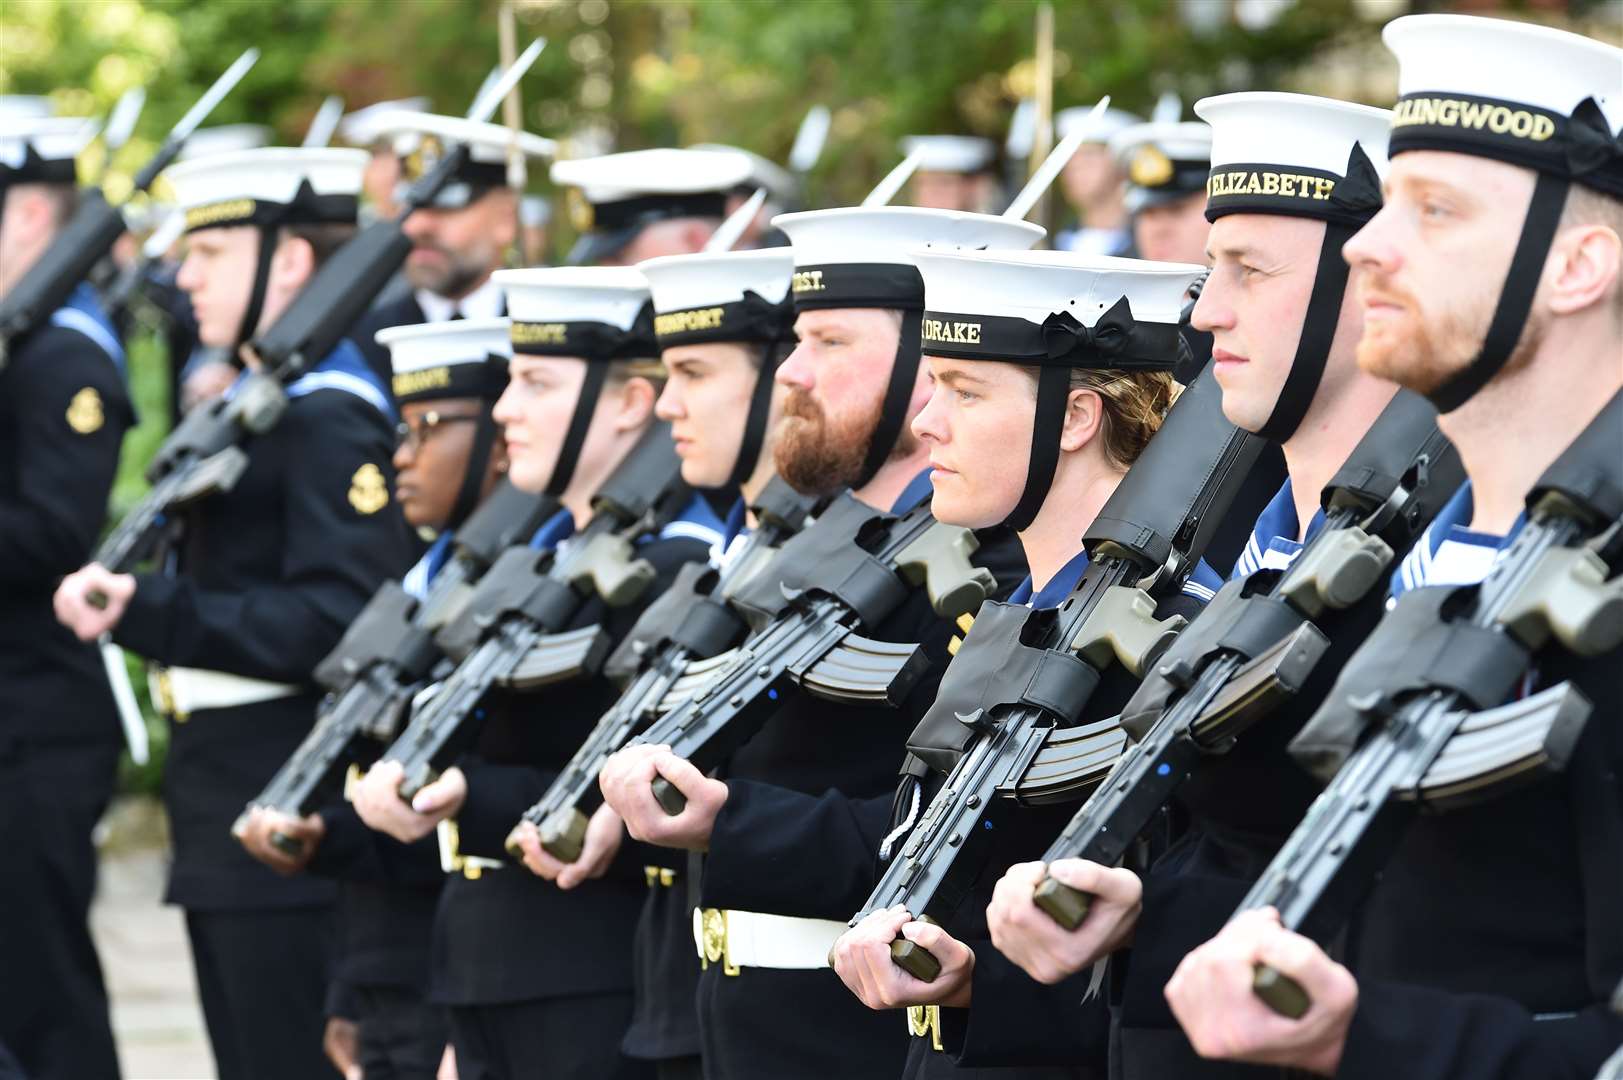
[911,384,948,446]
[653,378,683,422]
[176,251,201,292]
[1342,206,1398,275]
[392,435,415,472]
[776,342,815,390]
[402,210,432,242]
[492,381,520,427]
[1190,276,1232,334]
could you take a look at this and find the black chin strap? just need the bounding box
[1005,364,1073,532]
[857,306,924,488]
[1257,220,1359,441]
[234,226,278,352]
[726,337,786,489]
[1428,172,1571,414]
[544,360,611,498]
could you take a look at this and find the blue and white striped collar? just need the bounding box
[51,283,125,374]
[401,532,455,600]
[711,496,751,571]
[1231,479,1327,581]
[528,507,577,552]
[1007,548,1223,609]
[654,492,726,550]
[1390,481,1523,599]
[284,338,396,423]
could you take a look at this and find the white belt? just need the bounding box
[692,908,846,972]
[150,665,301,719]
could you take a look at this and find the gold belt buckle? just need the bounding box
[699,908,740,976]
[906,1005,944,1051]
[150,666,186,723]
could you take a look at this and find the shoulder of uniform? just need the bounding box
[283,379,394,436]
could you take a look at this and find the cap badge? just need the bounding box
[1130,145,1174,188]
[567,187,594,233]
[404,134,444,183]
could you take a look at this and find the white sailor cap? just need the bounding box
[177,123,273,162]
[375,110,556,210]
[551,147,755,265]
[1109,121,1213,212]
[689,143,800,206]
[1383,15,1623,199]
[1055,106,1142,145]
[901,135,1000,175]
[492,266,657,361]
[1195,92,1389,226]
[376,317,512,405]
[915,250,1203,371]
[338,97,431,148]
[0,117,97,185]
[638,248,796,350]
[164,147,366,234]
[770,205,1044,311]
[0,96,54,122]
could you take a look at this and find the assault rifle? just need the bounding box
[850,366,1267,982]
[0,50,258,370]
[1239,390,1623,1019]
[630,490,1001,816]
[232,481,558,853]
[380,423,692,802]
[1033,390,1464,929]
[511,478,822,861]
[86,41,546,581]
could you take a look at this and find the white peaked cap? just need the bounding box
[1197,92,1390,177]
[689,143,799,203]
[638,248,794,314]
[1055,106,1142,144]
[551,147,754,203]
[493,266,650,331]
[1385,15,1622,131]
[377,317,513,373]
[1108,121,1212,167]
[338,97,431,147]
[0,96,53,121]
[178,124,273,162]
[772,206,1044,270]
[166,147,366,211]
[0,117,98,170]
[376,109,556,164]
[918,250,1203,331]
[901,135,999,174]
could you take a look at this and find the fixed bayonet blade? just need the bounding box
[704,188,766,252]
[862,146,924,208]
[105,88,146,152]
[1005,95,1108,222]
[172,48,260,143]
[302,94,345,148]
[467,39,546,123]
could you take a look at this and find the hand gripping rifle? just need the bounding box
[630,492,1002,817]
[232,481,558,852]
[850,366,1266,982]
[1032,389,1464,929]
[0,50,259,370]
[86,42,546,585]
[380,423,692,802]
[1237,390,1623,1019]
[511,478,823,862]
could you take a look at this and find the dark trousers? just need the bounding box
[356,984,449,1080]
[657,1055,704,1080]
[448,993,653,1080]
[0,736,121,1080]
[186,906,338,1080]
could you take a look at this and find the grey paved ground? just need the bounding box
[90,797,216,1080]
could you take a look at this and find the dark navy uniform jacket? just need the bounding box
[113,341,416,911]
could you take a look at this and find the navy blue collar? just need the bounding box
[720,497,748,550]
[1231,479,1328,580]
[890,467,935,516]
[528,507,577,552]
[1008,547,1092,608]
[1390,480,1526,597]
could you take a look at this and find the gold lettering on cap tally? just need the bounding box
[392,366,454,397]
[654,306,726,337]
[1391,97,1557,143]
[920,318,983,345]
[1207,169,1337,202]
[509,322,570,347]
[184,198,257,231]
[792,270,826,294]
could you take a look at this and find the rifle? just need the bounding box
[1032,390,1464,929]
[0,50,259,370]
[511,478,822,861]
[850,366,1267,982]
[629,490,1002,816]
[232,481,558,852]
[380,423,693,802]
[1238,391,1623,1019]
[86,41,546,583]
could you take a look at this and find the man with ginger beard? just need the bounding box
[347,110,555,396]
[598,206,1036,1080]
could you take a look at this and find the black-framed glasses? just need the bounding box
[395,410,481,452]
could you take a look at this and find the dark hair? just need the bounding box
[278,221,358,267]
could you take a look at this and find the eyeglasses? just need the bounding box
[395,410,481,452]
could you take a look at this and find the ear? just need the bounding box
[611,376,659,433]
[1057,387,1103,454]
[1545,221,1622,318]
[487,189,518,248]
[272,232,317,291]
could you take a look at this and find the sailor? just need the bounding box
[827,251,1223,1080]
[1053,105,1140,257]
[597,205,1038,1080]
[1165,16,1623,1077]
[519,193,551,264]
[346,108,555,391]
[52,145,416,1080]
[236,317,514,1079]
[551,146,754,266]
[902,134,1004,213]
[0,108,133,1080]
[689,143,802,249]
[1108,120,1213,265]
[336,97,430,223]
[350,267,723,1080]
[982,91,1403,1078]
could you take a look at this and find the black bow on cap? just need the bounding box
[1040,295,1137,365]
[737,288,796,339]
[1326,142,1385,223]
[1567,97,1623,181]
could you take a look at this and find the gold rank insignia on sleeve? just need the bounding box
[348,463,390,515]
[65,387,105,435]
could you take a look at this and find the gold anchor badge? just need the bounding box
[65,387,105,435]
[1130,144,1174,188]
[348,463,389,515]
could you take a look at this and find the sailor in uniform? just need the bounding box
[1053,105,1139,257]
[1108,120,1213,266]
[902,135,1004,214]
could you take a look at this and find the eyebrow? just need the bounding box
[932,366,989,388]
